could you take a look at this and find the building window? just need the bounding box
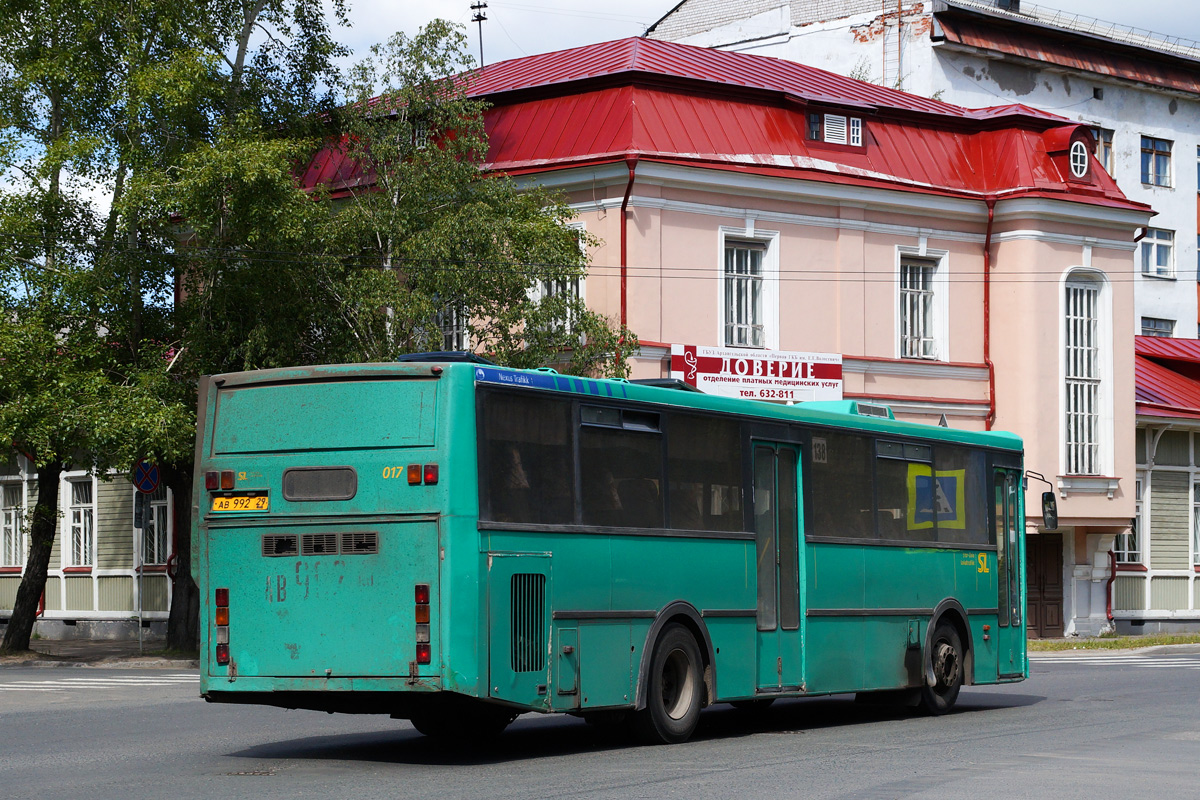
[1140,136,1172,186]
[68,479,94,567]
[1140,228,1174,277]
[1069,141,1089,178]
[1,483,23,568]
[142,484,170,566]
[900,258,937,359]
[437,305,469,351]
[807,113,864,146]
[1116,477,1142,564]
[1065,279,1101,475]
[1194,481,1200,567]
[1091,127,1113,173]
[1140,317,1175,337]
[534,276,583,334]
[724,240,765,348]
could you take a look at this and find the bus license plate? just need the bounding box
[211,493,269,512]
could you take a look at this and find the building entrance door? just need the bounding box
[1026,532,1064,638]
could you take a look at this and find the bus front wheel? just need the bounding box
[920,621,963,715]
[632,623,704,744]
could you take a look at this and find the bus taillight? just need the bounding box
[423,464,438,485]
[407,464,421,485]
[215,587,230,666]
[205,471,219,490]
[415,584,431,664]
[220,470,235,490]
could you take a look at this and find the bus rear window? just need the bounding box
[481,392,574,525]
[212,380,436,454]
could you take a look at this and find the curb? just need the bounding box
[0,658,198,669]
[1028,642,1200,658]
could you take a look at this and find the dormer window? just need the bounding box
[1069,140,1089,179]
[807,112,864,146]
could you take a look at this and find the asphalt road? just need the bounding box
[2,649,1199,800]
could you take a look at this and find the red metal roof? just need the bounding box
[467,37,966,117]
[300,36,1147,212]
[935,12,1200,96]
[1135,336,1200,419]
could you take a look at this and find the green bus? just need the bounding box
[194,358,1027,744]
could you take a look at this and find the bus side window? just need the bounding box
[481,391,574,525]
[807,432,874,540]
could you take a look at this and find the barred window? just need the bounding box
[143,484,170,566]
[900,258,937,359]
[1116,477,1142,564]
[724,240,765,348]
[69,479,94,567]
[1065,280,1100,475]
[438,305,469,351]
[1,484,22,568]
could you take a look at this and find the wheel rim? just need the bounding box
[660,647,697,720]
[932,639,960,692]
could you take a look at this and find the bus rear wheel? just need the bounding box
[920,621,963,715]
[632,623,704,744]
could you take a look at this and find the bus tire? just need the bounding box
[920,621,963,715]
[632,623,704,744]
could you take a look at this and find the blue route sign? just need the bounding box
[133,459,160,494]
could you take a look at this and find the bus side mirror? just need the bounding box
[1041,492,1058,530]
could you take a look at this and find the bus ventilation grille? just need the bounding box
[510,573,547,673]
[341,532,378,554]
[262,534,299,557]
[301,533,339,556]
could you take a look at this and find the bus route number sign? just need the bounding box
[211,493,269,512]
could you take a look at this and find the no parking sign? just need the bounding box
[133,459,160,494]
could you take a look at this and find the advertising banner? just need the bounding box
[669,344,842,402]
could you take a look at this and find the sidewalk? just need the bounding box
[0,637,198,669]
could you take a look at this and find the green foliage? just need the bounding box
[170,20,636,379]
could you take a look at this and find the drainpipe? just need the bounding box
[619,156,638,332]
[1106,548,1116,623]
[983,196,997,430]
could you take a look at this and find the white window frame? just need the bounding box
[1,480,25,569]
[717,225,779,350]
[139,484,172,567]
[894,245,949,362]
[1140,228,1174,278]
[1116,474,1142,564]
[64,474,96,568]
[437,304,470,351]
[1060,268,1113,477]
[1193,478,1200,567]
[529,221,587,336]
[1069,141,1089,179]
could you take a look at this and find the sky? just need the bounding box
[334,0,1200,68]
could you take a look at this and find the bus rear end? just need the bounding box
[194,363,456,714]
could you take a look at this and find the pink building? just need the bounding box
[308,38,1153,637]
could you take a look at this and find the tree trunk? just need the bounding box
[163,462,199,652]
[1,460,63,653]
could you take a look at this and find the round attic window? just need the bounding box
[1069,140,1090,178]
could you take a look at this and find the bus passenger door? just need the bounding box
[753,443,804,693]
[993,469,1024,678]
[488,553,552,710]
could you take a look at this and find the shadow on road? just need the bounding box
[229,690,1045,766]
